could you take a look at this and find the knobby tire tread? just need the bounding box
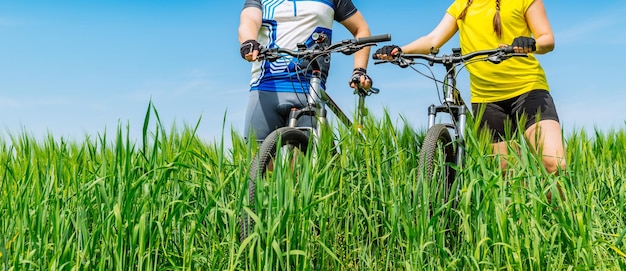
[239,127,309,242]
[417,124,457,229]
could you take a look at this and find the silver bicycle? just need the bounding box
[374,46,524,230]
[240,33,391,242]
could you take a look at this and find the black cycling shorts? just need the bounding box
[471,90,560,142]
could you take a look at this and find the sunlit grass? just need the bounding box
[0,105,624,270]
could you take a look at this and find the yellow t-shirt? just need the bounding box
[447,0,550,103]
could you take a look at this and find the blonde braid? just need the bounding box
[458,0,472,20]
[458,0,502,38]
[493,0,502,38]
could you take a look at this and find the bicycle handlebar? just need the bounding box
[259,33,391,61]
[374,46,525,67]
[354,34,393,45]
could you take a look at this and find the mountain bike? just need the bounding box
[239,33,391,242]
[374,46,523,227]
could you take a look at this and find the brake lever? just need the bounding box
[396,57,411,68]
[258,48,281,62]
[372,57,410,68]
[487,52,528,64]
[486,51,506,64]
[339,44,370,55]
[354,86,380,97]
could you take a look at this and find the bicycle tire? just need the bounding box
[417,124,457,223]
[239,127,310,243]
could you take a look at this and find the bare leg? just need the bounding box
[492,141,509,171]
[525,119,566,202]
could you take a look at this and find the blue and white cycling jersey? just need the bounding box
[242,0,358,93]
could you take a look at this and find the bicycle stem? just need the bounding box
[443,63,457,105]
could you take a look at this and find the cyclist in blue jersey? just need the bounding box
[238,0,374,142]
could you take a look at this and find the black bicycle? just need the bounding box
[374,46,524,226]
[240,33,391,242]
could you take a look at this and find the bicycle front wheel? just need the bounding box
[417,124,457,222]
[239,127,310,243]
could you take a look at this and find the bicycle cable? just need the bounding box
[283,52,327,127]
[407,62,448,108]
[441,57,497,133]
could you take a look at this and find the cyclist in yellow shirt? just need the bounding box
[375,0,566,193]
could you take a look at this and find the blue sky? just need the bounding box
[1,1,625,146]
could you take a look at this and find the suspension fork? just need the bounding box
[445,65,468,167]
[454,106,467,167]
[426,104,468,166]
[427,61,468,167]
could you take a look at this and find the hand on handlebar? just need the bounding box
[349,68,373,90]
[240,39,260,61]
[373,45,402,60]
[511,36,536,53]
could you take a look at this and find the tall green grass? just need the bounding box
[0,105,624,270]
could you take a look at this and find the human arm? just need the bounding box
[401,13,458,54]
[339,10,373,89]
[375,13,458,59]
[238,7,263,61]
[525,0,554,54]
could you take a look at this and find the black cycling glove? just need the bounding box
[374,45,401,58]
[350,68,372,89]
[240,39,260,59]
[511,36,536,52]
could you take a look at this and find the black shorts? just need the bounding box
[471,90,560,142]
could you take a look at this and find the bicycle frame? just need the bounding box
[285,69,375,146]
[265,33,389,145]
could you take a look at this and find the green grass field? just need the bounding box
[1,107,624,270]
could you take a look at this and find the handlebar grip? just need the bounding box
[502,46,515,54]
[355,34,391,45]
[372,51,399,60]
[371,52,391,60]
